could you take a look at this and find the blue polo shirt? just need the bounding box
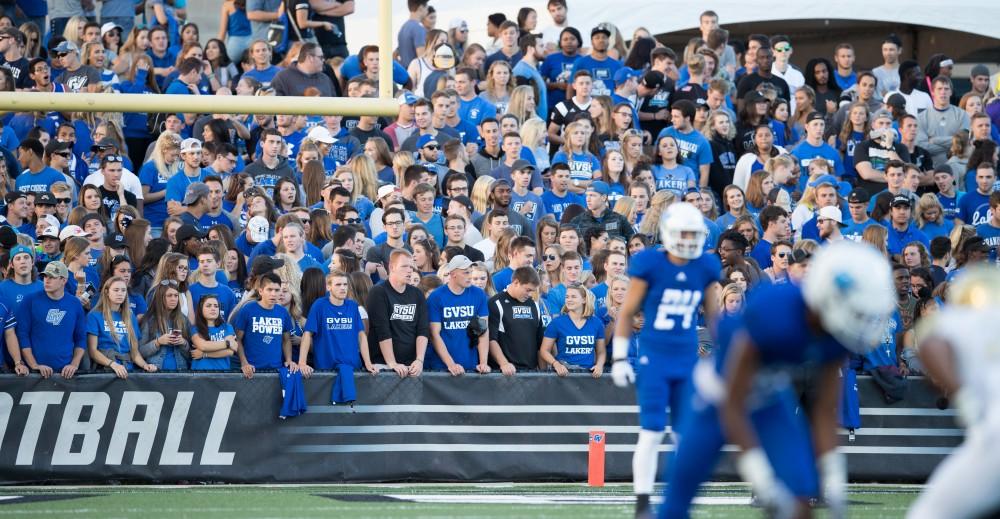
[886,223,929,256]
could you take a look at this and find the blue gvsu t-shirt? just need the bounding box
[426,285,489,370]
[628,249,721,376]
[303,298,364,370]
[86,310,138,370]
[232,301,293,369]
[191,323,236,371]
[552,150,600,182]
[544,314,605,368]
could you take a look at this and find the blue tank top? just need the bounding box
[228,7,252,37]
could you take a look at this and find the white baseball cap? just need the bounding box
[306,125,335,144]
[247,216,270,243]
[58,225,90,241]
[442,255,473,274]
[180,138,202,153]
[817,206,846,226]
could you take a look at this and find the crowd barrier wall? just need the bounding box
[0,372,957,484]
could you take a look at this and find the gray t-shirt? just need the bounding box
[59,65,101,92]
[246,0,283,41]
[397,19,426,67]
[872,65,900,99]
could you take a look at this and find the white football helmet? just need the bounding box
[659,202,708,260]
[802,241,895,354]
[947,266,1000,309]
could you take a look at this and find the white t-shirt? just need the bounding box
[885,89,933,116]
[83,167,145,200]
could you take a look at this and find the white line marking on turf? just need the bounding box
[0,497,21,502]
[382,494,751,506]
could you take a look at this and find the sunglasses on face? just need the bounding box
[56,198,71,204]
[544,254,558,261]
[423,145,439,150]
[56,52,70,58]
[53,152,71,158]
[344,217,361,224]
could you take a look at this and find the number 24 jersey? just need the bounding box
[628,249,721,360]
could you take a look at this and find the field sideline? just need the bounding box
[0,482,921,518]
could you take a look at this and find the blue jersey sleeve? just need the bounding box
[544,316,563,340]
[696,136,712,166]
[590,316,606,340]
[86,312,102,337]
[304,300,321,335]
[475,289,489,318]
[73,304,87,350]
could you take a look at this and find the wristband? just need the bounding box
[612,336,631,361]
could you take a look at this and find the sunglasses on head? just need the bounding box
[103,155,123,163]
[159,279,179,287]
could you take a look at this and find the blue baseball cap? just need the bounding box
[416,134,439,149]
[9,244,33,260]
[613,67,641,86]
[587,181,611,196]
[807,174,839,189]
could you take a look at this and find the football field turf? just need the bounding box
[0,483,919,518]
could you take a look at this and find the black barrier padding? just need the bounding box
[0,372,958,484]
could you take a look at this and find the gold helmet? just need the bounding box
[947,266,1000,309]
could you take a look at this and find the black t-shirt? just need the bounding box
[638,79,675,137]
[460,244,485,263]
[487,290,544,370]
[672,82,707,106]
[1,57,30,89]
[366,281,429,365]
[707,136,738,199]
[348,126,393,150]
[549,97,591,128]
[736,72,791,102]
[852,139,911,195]
[98,185,138,220]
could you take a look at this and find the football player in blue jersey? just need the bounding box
[611,202,722,517]
[658,241,894,519]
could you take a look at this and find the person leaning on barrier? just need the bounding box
[488,266,544,376]
[427,255,491,376]
[366,248,430,378]
[16,261,87,379]
[88,276,156,378]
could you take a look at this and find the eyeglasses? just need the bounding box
[774,45,792,53]
[176,265,189,271]
[56,197,71,204]
[384,220,403,226]
[344,218,362,224]
[445,225,464,231]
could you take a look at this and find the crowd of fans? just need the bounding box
[0,1,996,387]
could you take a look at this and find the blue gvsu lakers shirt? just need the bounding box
[232,301,293,369]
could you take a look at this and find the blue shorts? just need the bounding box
[635,352,694,432]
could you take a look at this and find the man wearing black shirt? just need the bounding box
[444,214,485,263]
[853,109,910,195]
[0,28,30,89]
[548,70,593,146]
[736,47,790,112]
[366,249,429,377]
[488,267,544,375]
[311,0,353,59]
[365,207,407,278]
[637,71,674,137]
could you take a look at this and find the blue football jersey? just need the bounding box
[628,249,721,365]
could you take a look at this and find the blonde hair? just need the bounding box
[150,131,182,180]
[392,151,415,185]
[347,154,379,201]
[639,190,677,238]
[561,284,596,318]
[916,193,945,227]
[506,85,536,123]
[861,224,889,257]
[612,195,636,222]
[470,176,496,215]
[62,15,88,46]
[703,110,736,140]
[484,60,514,98]
[718,282,745,309]
[519,117,547,148]
[468,261,495,297]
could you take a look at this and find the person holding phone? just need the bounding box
[139,279,192,370]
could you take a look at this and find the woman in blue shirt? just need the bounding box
[552,120,602,193]
[138,131,182,230]
[190,294,238,370]
[540,285,606,378]
[652,135,697,195]
[87,276,156,378]
[715,185,750,230]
